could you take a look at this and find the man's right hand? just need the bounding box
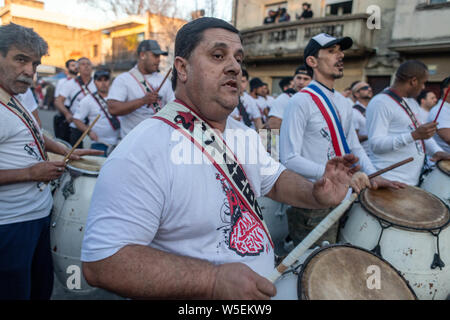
[412,122,438,141]
[141,92,159,106]
[28,161,66,182]
[211,263,276,300]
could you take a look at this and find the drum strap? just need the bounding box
[129,67,162,113]
[383,89,426,153]
[153,99,274,248]
[0,86,48,161]
[92,92,121,131]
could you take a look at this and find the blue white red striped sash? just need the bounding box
[302,84,351,157]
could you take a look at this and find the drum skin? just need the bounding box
[340,187,450,300]
[51,156,106,295]
[421,160,450,206]
[273,245,416,300]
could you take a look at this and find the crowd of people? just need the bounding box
[0,15,449,301]
[264,2,313,25]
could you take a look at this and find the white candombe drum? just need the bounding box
[51,154,115,297]
[340,186,450,300]
[421,160,450,206]
[272,245,416,300]
[257,197,289,256]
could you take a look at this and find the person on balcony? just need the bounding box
[277,8,291,23]
[263,10,278,24]
[297,2,314,20]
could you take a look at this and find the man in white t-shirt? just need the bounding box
[351,81,373,154]
[367,61,450,186]
[0,23,101,300]
[427,77,450,153]
[81,18,360,300]
[55,57,96,148]
[249,77,269,124]
[107,40,175,138]
[53,59,78,142]
[280,33,404,247]
[267,66,312,130]
[230,69,263,130]
[73,69,120,156]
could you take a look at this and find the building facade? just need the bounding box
[232,0,450,96]
[0,0,186,75]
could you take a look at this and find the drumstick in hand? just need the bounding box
[39,115,101,192]
[433,86,450,123]
[149,68,172,110]
[63,114,100,163]
[267,157,414,283]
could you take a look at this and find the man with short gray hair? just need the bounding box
[0,23,101,299]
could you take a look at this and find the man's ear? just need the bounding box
[305,56,317,70]
[174,56,188,84]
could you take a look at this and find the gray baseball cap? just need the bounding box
[137,40,168,56]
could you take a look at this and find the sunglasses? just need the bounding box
[358,86,371,91]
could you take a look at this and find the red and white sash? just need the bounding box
[153,100,274,248]
[302,84,351,157]
[0,86,48,161]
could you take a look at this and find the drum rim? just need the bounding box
[359,187,450,232]
[297,244,418,300]
[437,160,450,177]
[66,156,105,176]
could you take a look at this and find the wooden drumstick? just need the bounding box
[149,68,172,110]
[156,67,172,93]
[267,157,414,283]
[63,114,100,163]
[434,86,450,123]
[38,114,101,192]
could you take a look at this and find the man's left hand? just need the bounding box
[430,151,450,163]
[370,176,407,190]
[312,154,360,208]
[66,148,105,161]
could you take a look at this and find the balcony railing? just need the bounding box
[241,14,374,62]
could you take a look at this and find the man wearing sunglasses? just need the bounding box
[351,82,373,154]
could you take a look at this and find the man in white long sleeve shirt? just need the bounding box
[280,33,403,246]
[366,61,450,186]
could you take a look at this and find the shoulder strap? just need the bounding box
[353,104,366,116]
[237,97,253,127]
[91,92,121,131]
[129,68,161,112]
[0,86,47,161]
[383,88,425,152]
[153,100,274,248]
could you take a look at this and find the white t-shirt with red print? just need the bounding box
[81,112,285,278]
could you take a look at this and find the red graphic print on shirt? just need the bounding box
[216,174,265,257]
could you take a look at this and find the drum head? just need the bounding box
[299,245,416,300]
[47,152,65,162]
[67,155,106,174]
[438,160,450,176]
[360,186,449,230]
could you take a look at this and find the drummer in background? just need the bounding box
[280,33,404,247]
[266,76,296,130]
[417,89,437,122]
[80,17,361,300]
[351,81,373,155]
[267,66,312,131]
[73,69,120,157]
[55,57,96,148]
[366,61,450,186]
[0,23,101,300]
[53,59,78,143]
[427,76,450,153]
[107,39,175,139]
[230,69,263,130]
